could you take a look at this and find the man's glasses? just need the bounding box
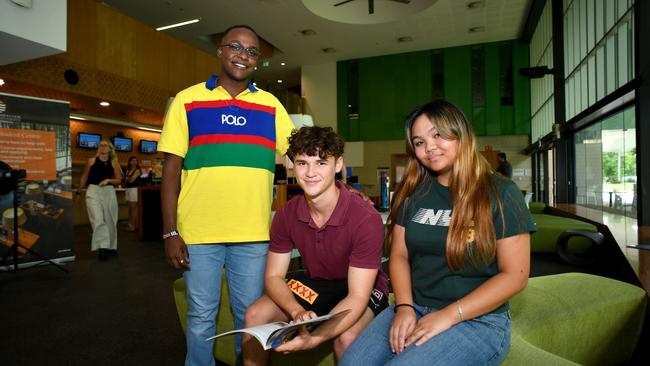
[219,42,261,60]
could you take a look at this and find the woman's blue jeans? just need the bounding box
[340,303,511,366]
[183,242,268,366]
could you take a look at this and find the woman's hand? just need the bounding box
[405,308,455,348]
[390,307,417,354]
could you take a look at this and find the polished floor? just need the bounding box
[0,223,634,366]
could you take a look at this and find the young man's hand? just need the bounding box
[165,236,190,269]
[274,326,318,353]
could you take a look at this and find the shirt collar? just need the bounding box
[296,180,350,228]
[205,75,257,93]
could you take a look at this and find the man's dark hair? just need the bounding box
[222,24,258,38]
[286,126,345,162]
[497,152,507,160]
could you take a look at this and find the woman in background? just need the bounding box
[77,140,122,260]
[341,100,535,365]
[123,156,141,232]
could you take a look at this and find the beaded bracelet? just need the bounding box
[394,303,416,313]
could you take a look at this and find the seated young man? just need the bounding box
[242,126,389,365]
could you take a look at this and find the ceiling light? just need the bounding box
[100,101,110,107]
[137,126,162,133]
[322,48,336,53]
[281,62,286,66]
[397,36,413,43]
[277,80,283,83]
[469,26,485,33]
[156,18,200,31]
[0,79,5,86]
[467,1,485,9]
[299,29,317,36]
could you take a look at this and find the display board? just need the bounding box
[0,92,73,270]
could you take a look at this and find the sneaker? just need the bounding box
[108,249,118,256]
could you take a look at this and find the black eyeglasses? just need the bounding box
[219,42,261,60]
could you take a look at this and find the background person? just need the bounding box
[242,127,388,365]
[159,24,295,366]
[340,100,535,366]
[122,155,141,232]
[77,140,122,261]
[496,152,513,179]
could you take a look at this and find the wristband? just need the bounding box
[394,303,415,313]
[162,229,180,240]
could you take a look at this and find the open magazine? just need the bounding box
[206,309,351,350]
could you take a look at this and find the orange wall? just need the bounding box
[70,120,163,166]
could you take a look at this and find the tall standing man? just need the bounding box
[159,25,295,366]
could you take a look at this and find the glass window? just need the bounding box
[574,106,636,218]
[605,34,617,95]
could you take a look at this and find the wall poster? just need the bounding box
[0,92,73,270]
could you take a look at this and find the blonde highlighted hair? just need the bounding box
[97,140,119,162]
[389,100,503,270]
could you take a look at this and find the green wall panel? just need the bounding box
[513,40,531,134]
[484,43,502,135]
[358,51,432,141]
[443,46,473,126]
[336,61,350,139]
[337,40,531,140]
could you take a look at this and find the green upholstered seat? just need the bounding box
[528,202,599,254]
[504,273,646,365]
[174,273,646,366]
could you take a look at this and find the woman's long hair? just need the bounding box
[127,156,140,172]
[389,100,503,270]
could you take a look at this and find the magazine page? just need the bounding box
[207,321,289,349]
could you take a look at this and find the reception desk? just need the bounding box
[138,185,163,241]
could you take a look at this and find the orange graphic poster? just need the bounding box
[0,128,56,180]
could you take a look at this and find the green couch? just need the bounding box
[173,272,646,365]
[528,201,599,254]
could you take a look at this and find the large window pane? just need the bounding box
[574,106,636,218]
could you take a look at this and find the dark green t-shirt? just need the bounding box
[396,175,536,313]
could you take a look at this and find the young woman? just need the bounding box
[123,156,141,232]
[77,140,122,260]
[340,100,535,365]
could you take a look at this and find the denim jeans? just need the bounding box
[340,303,511,366]
[183,242,268,366]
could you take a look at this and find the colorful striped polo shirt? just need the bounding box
[159,75,295,244]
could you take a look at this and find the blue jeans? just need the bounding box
[183,242,268,366]
[340,303,511,366]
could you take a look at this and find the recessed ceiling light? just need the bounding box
[277,80,283,83]
[281,62,286,66]
[156,18,200,31]
[469,26,485,33]
[322,48,336,53]
[0,78,4,86]
[397,36,413,43]
[299,29,317,36]
[100,101,110,107]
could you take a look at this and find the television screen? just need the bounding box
[112,136,133,152]
[78,132,101,149]
[140,140,158,154]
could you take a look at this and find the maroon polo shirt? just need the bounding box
[270,180,389,295]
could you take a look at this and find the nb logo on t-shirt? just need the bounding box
[221,114,247,126]
[412,208,452,226]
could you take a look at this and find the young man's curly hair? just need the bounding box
[286,126,345,162]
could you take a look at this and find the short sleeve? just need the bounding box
[349,212,385,270]
[493,179,537,239]
[273,100,295,156]
[269,207,294,254]
[158,95,189,158]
